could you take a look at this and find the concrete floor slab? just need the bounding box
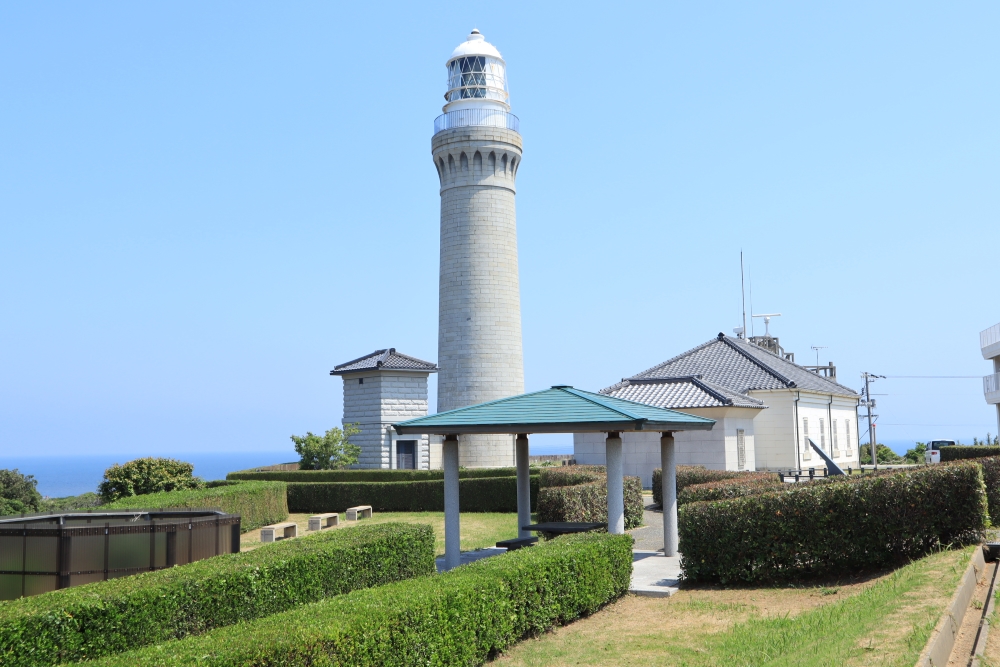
[630,550,681,597]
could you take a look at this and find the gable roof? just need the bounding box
[601,376,766,410]
[393,385,716,435]
[628,333,858,397]
[331,348,438,375]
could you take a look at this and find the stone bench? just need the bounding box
[496,536,538,551]
[346,505,373,521]
[260,522,298,543]
[308,513,339,531]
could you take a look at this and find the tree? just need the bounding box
[0,469,43,515]
[903,442,927,464]
[98,457,204,503]
[292,424,361,470]
[859,444,903,465]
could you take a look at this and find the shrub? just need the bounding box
[287,475,539,514]
[104,481,288,531]
[0,523,434,667]
[84,532,632,667]
[227,467,524,482]
[536,466,643,530]
[859,443,903,464]
[940,446,1000,462]
[98,458,203,503]
[677,473,784,506]
[679,462,988,584]
[652,466,755,506]
[0,469,42,515]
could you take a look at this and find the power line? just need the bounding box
[883,376,981,379]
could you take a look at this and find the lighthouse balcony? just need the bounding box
[434,109,519,135]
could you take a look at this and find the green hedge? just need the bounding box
[227,467,523,482]
[104,481,287,532]
[652,466,758,506]
[677,473,785,506]
[679,462,988,584]
[85,532,632,667]
[536,466,643,530]
[287,475,539,514]
[0,523,434,667]
[940,446,1000,462]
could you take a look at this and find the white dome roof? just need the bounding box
[448,29,503,62]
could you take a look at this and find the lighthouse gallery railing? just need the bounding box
[434,109,519,134]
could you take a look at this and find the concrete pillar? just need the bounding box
[660,432,678,556]
[443,434,460,570]
[516,434,531,538]
[605,432,624,534]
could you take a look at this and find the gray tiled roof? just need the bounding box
[601,376,766,409]
[331,348,438,375]
[628,334,858,397]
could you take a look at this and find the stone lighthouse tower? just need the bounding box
[432,29,524,467]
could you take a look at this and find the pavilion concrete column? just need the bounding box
[660,432,678,556]
[605,432,624,534]
[515,434,531,538]
[443,434,460,571]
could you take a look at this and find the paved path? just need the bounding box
[628,503,665,551]
[435,547,506,572]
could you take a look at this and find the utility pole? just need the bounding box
[861,372,884,471]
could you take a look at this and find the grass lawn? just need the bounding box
[493,546,973,667]
[241,511,521,556]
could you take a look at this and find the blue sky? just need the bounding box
[2,2,997,459]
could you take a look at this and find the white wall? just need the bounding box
[749,390,859,471]
[573,406,761,488]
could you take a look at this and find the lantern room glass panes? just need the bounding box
[446,56,508,104]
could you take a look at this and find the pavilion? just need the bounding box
[394,385,715,570]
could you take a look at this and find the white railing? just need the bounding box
[981,322,1000,350]
[986,372,1000,395]
[434,109,519,134]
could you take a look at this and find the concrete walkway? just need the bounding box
[435,547,506,572]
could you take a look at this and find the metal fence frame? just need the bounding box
[0,509,240,600]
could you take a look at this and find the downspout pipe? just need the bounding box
[793,391,801,472]
[827,395,834,468]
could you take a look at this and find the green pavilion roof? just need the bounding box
[393,385,716,435]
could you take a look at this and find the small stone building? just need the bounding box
[330,348,437,469]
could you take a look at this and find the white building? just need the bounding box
[574,333,861,486]
[330,348,437,469]
[982,322,1000,435]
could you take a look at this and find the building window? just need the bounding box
[846,420,852,457]
[820,418,826,452]
[802,418,811,461]
[396,440,417,470]
[833,420,840,457]
[736,429,746,470]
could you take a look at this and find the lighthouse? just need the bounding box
[432,30,524,467]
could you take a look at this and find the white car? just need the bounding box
[925,439,958,464]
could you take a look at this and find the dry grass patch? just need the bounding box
[494,547,973,667]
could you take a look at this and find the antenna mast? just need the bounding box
[740,252,747,339]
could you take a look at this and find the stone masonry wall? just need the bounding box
[341,371,431,469]
[432,126,524,467]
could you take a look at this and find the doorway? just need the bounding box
[396,440,416,469]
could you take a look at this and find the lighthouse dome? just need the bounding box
[443,29,509,113]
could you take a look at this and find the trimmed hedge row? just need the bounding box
[287,475,539,514]
[0,523,435,667]
[104,481,288,531]
[536,466,643,530]
[227,467,524,482]
[679,462,988,584]
[677,473,784,506]
[652,466,759,506]
[941,446,1000,462]
[86,532,633,667]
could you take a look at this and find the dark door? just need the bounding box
[396,440,416,470]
